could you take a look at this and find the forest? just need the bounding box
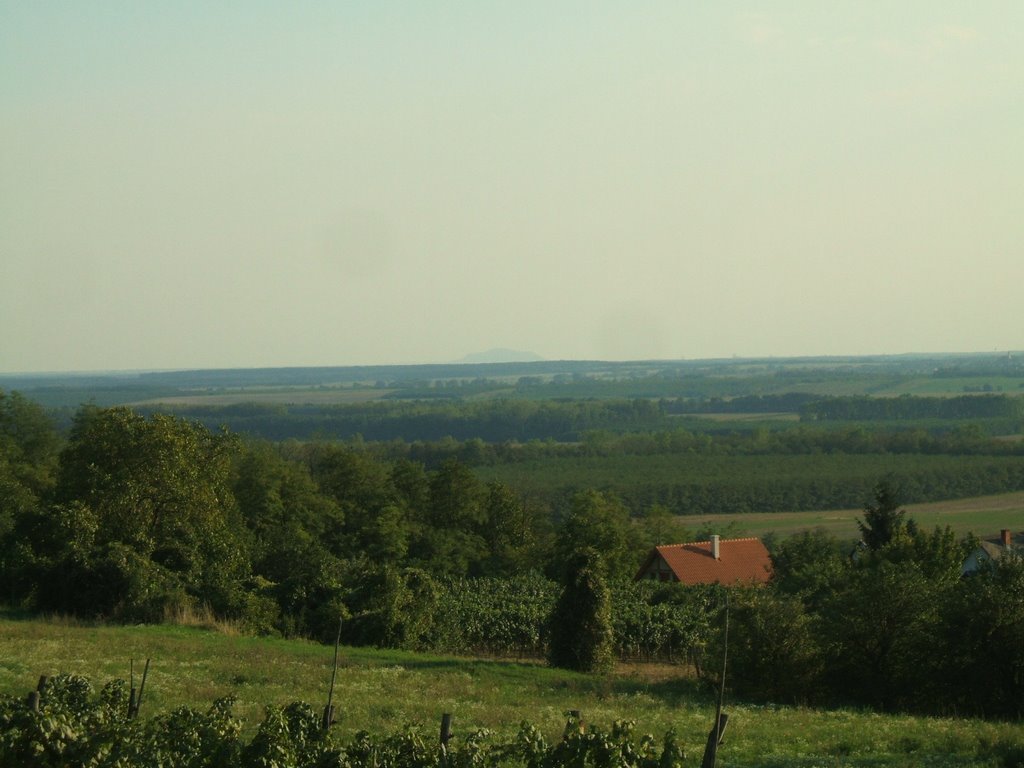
[3,377,1024,721]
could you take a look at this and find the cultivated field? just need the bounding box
[689,491,1024,542]
[2,614,1023,766]
[129,387,392,407]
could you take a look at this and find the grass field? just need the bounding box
[1,614,1023,766]
[688,491,1024,543]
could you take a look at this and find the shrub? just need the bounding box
[547,548,614,673]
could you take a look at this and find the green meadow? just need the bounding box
[2,614,1022,767]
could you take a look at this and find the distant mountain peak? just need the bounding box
[456,348,545,364]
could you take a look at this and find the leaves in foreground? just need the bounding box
[0,674,685,768]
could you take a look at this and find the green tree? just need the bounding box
[770,529,848,610]
[712,587,822,704]
[880,524,966,585]
[547,547,615,673]
[479,481,550,576]
[820,560,946,710]
[552,490,638,581]
[233,441,344,575]
[940,556,1024,717]
[230,440,354,636]
[857,478,907,550]
[635,503,693,551]
[426,458,483,529]
[0,389,59,485]
[0,391,60,586]
[342,564,438,649]
[390,459,429,514]
[408,459,488,575]
[30,406,249,620]
[305,443,397,558]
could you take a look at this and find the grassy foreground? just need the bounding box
[1,613,1023,767]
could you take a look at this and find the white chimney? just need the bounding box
[711,534,720,560]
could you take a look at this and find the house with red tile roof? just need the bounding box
[634,535,773,585]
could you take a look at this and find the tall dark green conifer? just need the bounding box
[857,478,907,550]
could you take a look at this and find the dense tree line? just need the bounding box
[122,393,1024,445]
[140,398,669,443]
[120,395,1024,518]
[0,394,686,642]
[800,394,1024,421]
[4,392,1024,718]
[719,513,1024,719]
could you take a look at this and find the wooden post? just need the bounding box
[701,594,730,768]
[28,674,48,713]
[322,616,343,732]
[440,713,453,767]
[440,713,453,746]
[132,658,150,719]
[130,658,137,719]
[700,713,729,768]
[563,709,584,740]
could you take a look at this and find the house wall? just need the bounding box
[961,548,991,575]
[641,555,677,582]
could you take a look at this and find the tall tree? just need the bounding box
[820,560,944,710]
[940,556,1024,717]
[33,406,249,619]
[233,441,343,577]
[0,390,60,542]
[636,503,693,550]
[480,481,549,576]
[301,442,422,569]
[770,529,848,609]
[857,478,907,551]
[552,490,638,581]
[409,459,487,575]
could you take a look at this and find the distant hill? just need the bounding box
[456,348,545,364]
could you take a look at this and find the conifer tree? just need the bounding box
[857,478,907,551]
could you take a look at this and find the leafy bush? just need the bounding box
[342,565,438,650]
[707,589,822,704]
[547,548,615,673]
[0,675,687,768]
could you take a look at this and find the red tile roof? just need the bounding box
[635,538,773,585]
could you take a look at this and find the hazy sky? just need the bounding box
[2,2,1021,373]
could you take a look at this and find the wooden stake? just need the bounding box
[130,659,136,718]
[701,594,730,768]
[440,713,453,767]
[440,713,453,746]
[322,616,343,731]
[563,709,584,739]
[133,658,150,718]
